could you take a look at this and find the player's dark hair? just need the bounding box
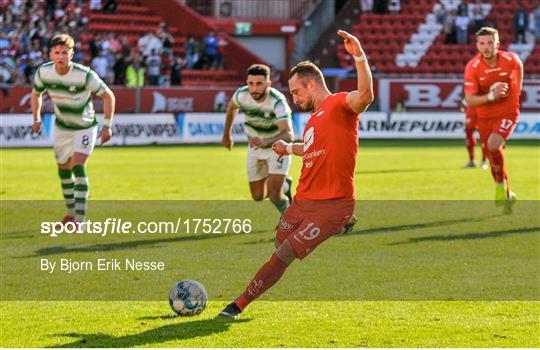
[476,27,499,42]
[246,64,270,80]
[289,60,324,85]
[49,34,75,49]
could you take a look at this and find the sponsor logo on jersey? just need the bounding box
[303,126,315,152]
[485,67,501,74]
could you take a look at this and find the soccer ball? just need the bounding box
[168,280,208,316]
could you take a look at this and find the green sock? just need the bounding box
[72,164,89,222]
[58,168,75,217]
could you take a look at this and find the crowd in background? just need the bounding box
[434,1,540,45]
[360,0,402,14]
[0,0,88,87]
[0,0,229,88]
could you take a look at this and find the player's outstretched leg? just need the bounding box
[58,167,75,224]
[218,241,295,319]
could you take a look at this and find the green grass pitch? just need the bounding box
[1,140,539,347]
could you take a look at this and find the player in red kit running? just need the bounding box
[461,99,488,169]
[218,30,374,319]
[464,27,523,214]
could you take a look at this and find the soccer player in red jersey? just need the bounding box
[461,99,487,169]
[464,27,523,213]
[218,30,374,319]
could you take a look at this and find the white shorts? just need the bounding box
[247,146,291,182]
[53,125,97,164]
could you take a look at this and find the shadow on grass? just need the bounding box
[52,317,251,348]
[355,167,452,175]
[240,215,500,245]
[388,226,540,245]
[20,229,269,258]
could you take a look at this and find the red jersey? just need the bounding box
[464,51,521,119]
[295,92,359,201]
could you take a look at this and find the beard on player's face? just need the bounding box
[298,98,314,112]
[250,87,267,101]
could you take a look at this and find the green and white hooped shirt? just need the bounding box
[231,86,292,139]
[33,62,107,130]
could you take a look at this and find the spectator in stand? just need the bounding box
[373,0,387,14]
[434,1,447,25]
[388,0,400,14]
[455,8,470,45]
[183,34,199,69]
[513,5,529,44]
[216,29,227,70]
[457,2,468,17]
[89,33,102,59]
[444,9,457,44]
[146,49,161,86]
[73,41,85,63]
[126,57,145,88]
[113,52,127,85]
[203,31,218,69]
[157,22,174,57]
[360,0,373,14]
[0,61,10,84]
[533,5,540,43]
[90,0,102,11]
[170,53,185,86]
[468,0,488,32]
[138,31,162,58]
[160,51,171,87]
[103,0,117,14]
[45,0,56,21]
[91,50,109,79]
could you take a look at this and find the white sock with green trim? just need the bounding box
[58,168,75,217]
[72,164,89,222]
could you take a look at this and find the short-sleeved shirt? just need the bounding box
[464,51,521,119]
[231,86,292,139]
[33,61,107,130]
[295,92,359,201]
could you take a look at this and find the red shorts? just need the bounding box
[275,200,355,260]
[477,114,519,143]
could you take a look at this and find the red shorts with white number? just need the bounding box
[477,114,519,143]
[275,200,355,260]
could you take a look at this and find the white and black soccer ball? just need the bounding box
[168,280,208,316]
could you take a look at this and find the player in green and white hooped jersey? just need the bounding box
[31,34,116,226]
[222,64,294,213]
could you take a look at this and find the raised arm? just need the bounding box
[337,30,374,114]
